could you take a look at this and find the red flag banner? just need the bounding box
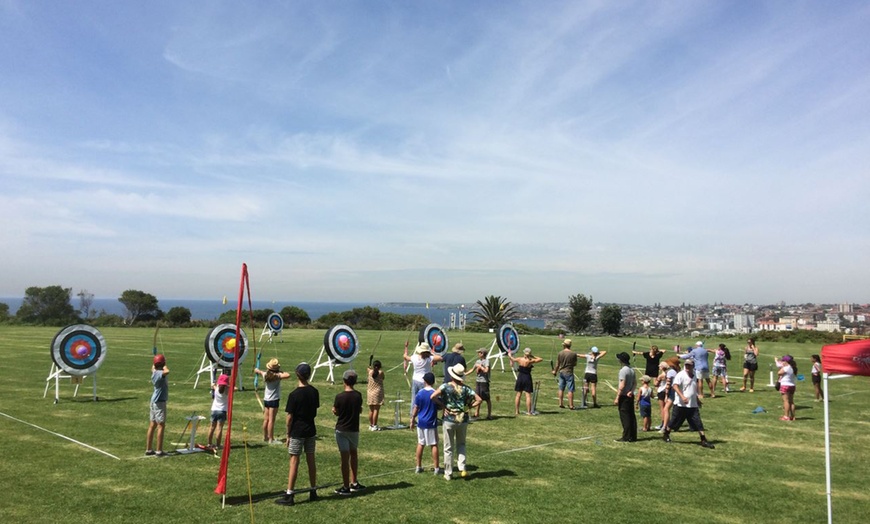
[821,339,870,377]
[215,263,255,496]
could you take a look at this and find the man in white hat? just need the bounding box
[430,364,482,480]
[663,358,714,449]
[403,342,444,416]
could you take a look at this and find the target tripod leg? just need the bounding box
[581,380,588,408]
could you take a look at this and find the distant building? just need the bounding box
[733,314,755,333]
[838,303,853,313]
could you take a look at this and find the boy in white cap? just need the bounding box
[431,364,482,480]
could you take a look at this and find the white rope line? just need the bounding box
[0,411,121,460]
[478,435,596,458]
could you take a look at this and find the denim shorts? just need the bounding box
[558,373,576,392]
[211,410,227,423]
[334,430,359,452]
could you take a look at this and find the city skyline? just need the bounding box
[2,2,869,305]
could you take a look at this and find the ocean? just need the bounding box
[0,297,546,329]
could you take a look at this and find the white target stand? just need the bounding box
[384,391,408,430]
[486,339,516,379]
[258,324,283,344]
[194,355,244,390]
[43,363,98,403]
[176,414,208,455]
[311,346,338,384]
[529,380,541,415]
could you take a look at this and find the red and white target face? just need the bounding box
[51,324,107,376]
[324,325,359,364]
[338,334,350,350]
[419,324,449,355]
[205,324,248,368]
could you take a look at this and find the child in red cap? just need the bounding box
[208,373,231,449]
[146,354,170,456]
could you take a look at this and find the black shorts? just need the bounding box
[264,399,280,409]
[812,374,821,385]
[476,382,491,401]
[743,362,758,372]
[584,373,598,384]
[657,390,666,402]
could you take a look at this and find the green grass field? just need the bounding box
[1,326,868,523]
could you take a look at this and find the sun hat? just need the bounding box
[563,338,572,348]
[452,343,465,353]
[523,347,532,356]
[415,342,431,354]
[448,363,466,381]
[295,362,312,380]
[217,374,230,386]
[153,354,166,365]
[477,348,486,355]
[591,346,600,354]
[616,352,631,365]
[696,341,704,347]
[266,358,280,371]
[642,375,651,383]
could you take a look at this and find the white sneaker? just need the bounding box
[444,473,452,480]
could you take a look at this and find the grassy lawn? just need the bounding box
[0,326,868,523]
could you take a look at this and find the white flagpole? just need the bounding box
[823,373,832,524]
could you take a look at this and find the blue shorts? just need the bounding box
[558,373,576,392]
[263,399,280,409]
[639,404,651,418]
[211,410,227,423]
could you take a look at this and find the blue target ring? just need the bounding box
[497,324,519,354]
[324,325,359,364]
[419,323,449,355]
[51,324,107,376]
[205,324,248,368]
[267,312,284,333]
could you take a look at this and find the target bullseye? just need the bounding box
[205,324,248,368]
[267,312,284,333]
[419,324,449,355]
[51,324,107,376]
[497,324,520,354]
[324,325,359,364]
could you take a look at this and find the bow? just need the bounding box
[152,321,161,356]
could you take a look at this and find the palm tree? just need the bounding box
[471,295,518,328]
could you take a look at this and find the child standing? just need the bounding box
[275,363,319,507]
[811,354,823,401]
[776,355,797,421]
[207,373,230,449]
[710,344,730,397]
[636,375,652,432]
[255,358,291,443]
[145,354,170,456]
[367,359,385,431]
[467,349,491,419]
[410,372,440,475]
[332,370,365,496]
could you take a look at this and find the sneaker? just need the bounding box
[433,468,443,475]
[700,441,715,449]
[663,433,671,443]
[334,486,352,496]
[459,470,467,478]
[275,493,295,506]
[749,388,754,393]
[443,473,452,480]
[349,482,366,492]
[155,451,167,457]
[145,450,155,456]
[739,387,746,392]
[779,416,791,421]
[653,425,662,431]
[415,466,424,473]
[372,425,381,431]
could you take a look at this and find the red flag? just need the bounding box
[821,339,870,376]
[215,263,255,496]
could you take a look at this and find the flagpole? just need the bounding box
[823,373,832,524]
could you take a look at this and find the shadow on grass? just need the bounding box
[461,468,516,481]
[68,396,137,403]
[224,481,416,506]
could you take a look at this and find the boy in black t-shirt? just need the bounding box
[332,370,365,495]
[276,363,320,506]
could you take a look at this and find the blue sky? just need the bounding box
[1,1,868,305]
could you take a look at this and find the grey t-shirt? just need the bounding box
[618,365,636,395]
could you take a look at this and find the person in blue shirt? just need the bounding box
[145,354,170,457]
[410,372,442,474]
[680,341,713,398]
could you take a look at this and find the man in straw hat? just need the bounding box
[431,364,482,480]
[442,343,467,383]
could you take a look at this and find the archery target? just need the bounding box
[205,324,248,368]
[267,312,284,333]
[323,325,359,364]
[419,323,449,355]
[51,324,107,376]
[496,324,520,354]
